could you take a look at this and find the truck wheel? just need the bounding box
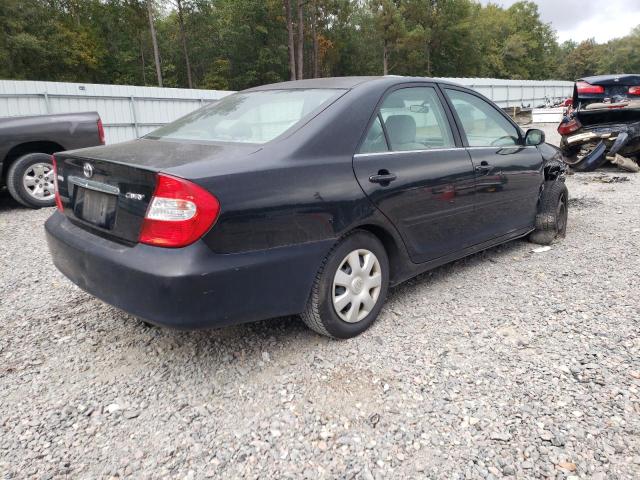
[6,153,56,208]
[529,180,568,245]
[301,230,389,339]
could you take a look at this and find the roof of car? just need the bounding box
[244,76,461,92]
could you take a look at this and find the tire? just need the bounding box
[301,230,389,339]
[6,153,56,208]
[528,180,568,245]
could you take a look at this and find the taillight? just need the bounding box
[576,81,604,95]
[52,154,64,212]
[139,173,220,248]
[97,118,106,145]
[558,117,582,135]
[628,86,640,95]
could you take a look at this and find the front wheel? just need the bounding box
[6,153,56,208]
[529,180,568,245]
[301,231,389,339]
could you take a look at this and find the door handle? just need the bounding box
[475,161,491,174]
[369,170,397,185]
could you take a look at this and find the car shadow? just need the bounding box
[387,239,524,301]
[128,238,526,368]
[0,189,25,211]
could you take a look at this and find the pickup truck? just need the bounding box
[1,112,105,208]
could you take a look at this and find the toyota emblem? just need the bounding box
[83,163,94,178]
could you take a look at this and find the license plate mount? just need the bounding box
[74,188,117,229]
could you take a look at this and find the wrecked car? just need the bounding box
[46,76,568,339]
[558,74,640,173]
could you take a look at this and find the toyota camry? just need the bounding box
[46,76,568,339]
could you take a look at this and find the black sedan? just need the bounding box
[46,76,568,339]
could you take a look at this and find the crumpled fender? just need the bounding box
[608,131,629,156]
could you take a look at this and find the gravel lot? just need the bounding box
[1,168,639,479]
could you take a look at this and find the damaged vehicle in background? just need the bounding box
[558,74,640,173]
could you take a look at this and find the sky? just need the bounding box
[479,0,640,44]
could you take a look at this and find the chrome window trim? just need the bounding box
[354,147,462,158]
[465,145,535,150]
[68,176,120,195]
[353,144,536,158]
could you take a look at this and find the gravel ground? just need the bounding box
[1,168,639,480]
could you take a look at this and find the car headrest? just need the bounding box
[384,96,406,109]
[456,104,475,130]
[385,115,417,145]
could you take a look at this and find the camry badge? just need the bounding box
[83,163,94,178]
[125,192,145,201]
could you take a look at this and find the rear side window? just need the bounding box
[147,89,345,144]
[379,87,454,151]
[359,116,389,153]
[445,89,520,147]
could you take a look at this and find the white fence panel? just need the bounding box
[438,78,574,108]
[0,80,231,144]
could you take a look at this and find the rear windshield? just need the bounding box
[147,89,345,144]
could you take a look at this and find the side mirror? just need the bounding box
[525,128,545,146]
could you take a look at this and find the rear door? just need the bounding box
[353,84,476,263]
[442,87,543,241]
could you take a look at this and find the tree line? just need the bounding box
[0,0,638,91]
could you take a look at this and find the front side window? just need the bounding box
[379,87,454,151]
[445,89,520,147]
[147,89,345,144]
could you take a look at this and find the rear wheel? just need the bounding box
[301,230,389,339]
[529,180,568,245]
[6,153,56,208]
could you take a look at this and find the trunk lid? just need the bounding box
[56,154,157,244]
[56,138,260,244]
[574,74,640,106]
[577,108,640,127]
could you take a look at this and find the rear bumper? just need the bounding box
[561,122,640,152]
[45,212,334,329]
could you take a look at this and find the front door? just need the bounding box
[353,85,476,263]
[443,88,544,242]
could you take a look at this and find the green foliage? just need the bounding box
[0,0,637,89]
[558,39,602,80]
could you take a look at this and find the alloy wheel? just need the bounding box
[22,162,55,201]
